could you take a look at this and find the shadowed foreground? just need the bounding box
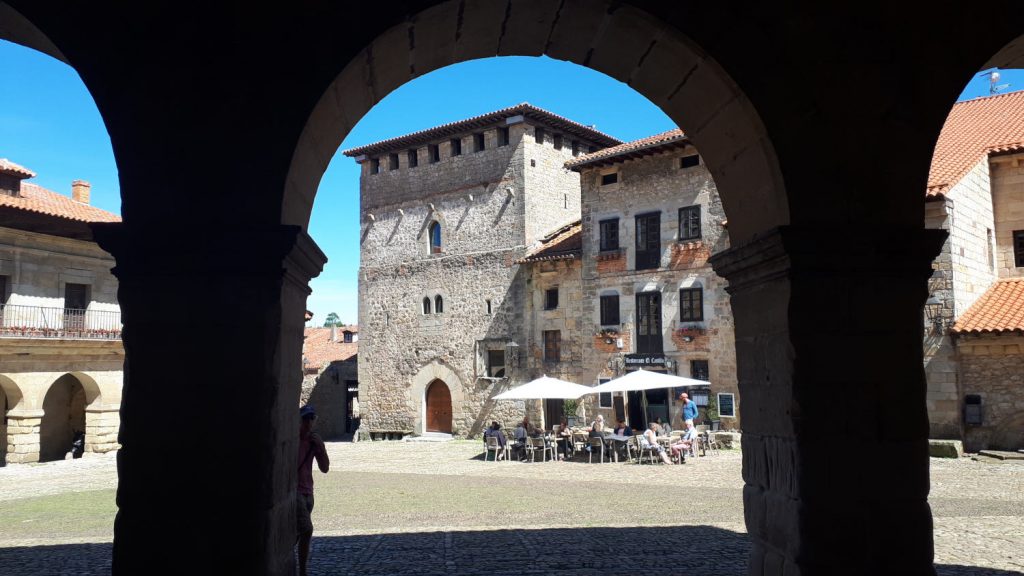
[0,527,1019,576]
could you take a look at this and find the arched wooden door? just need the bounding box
[425,379,452,433]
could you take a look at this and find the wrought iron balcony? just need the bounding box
[0,304,122,340]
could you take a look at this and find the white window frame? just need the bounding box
[717,392,736,418]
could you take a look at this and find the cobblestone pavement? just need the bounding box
[1,441,1022,575]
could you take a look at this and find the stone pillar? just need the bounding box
[4,409,42,463]
[94,223,325,576]
[710,226,946,576]
[85,406,121,453]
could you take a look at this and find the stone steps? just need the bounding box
[978,449,1024,461]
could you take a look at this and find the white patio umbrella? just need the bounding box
[493,375,591,400]
[589,368,709,393]
[494,376,590,430]
[585,369,710,429]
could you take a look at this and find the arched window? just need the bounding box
[435,295,444,314]
[429,222,442,254]
[422,297,432,315]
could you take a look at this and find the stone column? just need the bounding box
[4,409,42,464]
[85,406,121,454]
[710,226,946,576]
[94,223,325,576]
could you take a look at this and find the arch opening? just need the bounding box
[424,379,453,434]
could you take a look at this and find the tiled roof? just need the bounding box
[0,182,120,223]
[951,278,1024,335]
[518,220,582,263]
[928,91,1024,197]
[303,327,358,370]
[566,128,688,170]
[0,158,36,178]
[343,103,621,157]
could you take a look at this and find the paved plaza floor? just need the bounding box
[0,441,1022,575]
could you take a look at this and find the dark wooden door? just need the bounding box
[636,291,663,354]
[64,283,88,331]
[635,212,661,270]
[425,380,452,433]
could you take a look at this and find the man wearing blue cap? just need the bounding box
[297,405,329,576]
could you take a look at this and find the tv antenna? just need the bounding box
[979,69,1010,95]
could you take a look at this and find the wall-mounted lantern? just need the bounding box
[924,295,948,334]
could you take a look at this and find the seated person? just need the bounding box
[483,421,508,458]
[557,417,574,459]
[641,422,673,465]
[522,416,542,438]
[512,422,528,460]
[586,415,605,452]
[650,418,663,435]
[658,417,673,435]
[670,423,697,462]
[613,419,632,437]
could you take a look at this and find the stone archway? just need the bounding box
[0,380,8,466]
[411,361,465,436]
[282,1,788,246]
[39,374,86,462]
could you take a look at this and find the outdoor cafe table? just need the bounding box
[604,433,631,462]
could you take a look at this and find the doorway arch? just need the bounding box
[424,379,453,434]
[39,374,85,461]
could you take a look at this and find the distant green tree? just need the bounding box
[323,312,342,327]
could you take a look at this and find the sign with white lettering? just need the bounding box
[624,354,667,368]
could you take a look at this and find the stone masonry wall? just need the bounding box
[991,152,1024,279]
[358,120,599,438]
[522,124,587,245]
[956,333,1024,452]
[924,199,960,438]
[947,158,997,315]
[578,146,739,429]
[0,227,119,309]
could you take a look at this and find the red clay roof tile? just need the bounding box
[928,91,1024,197]
[518,220,582,264]
[951,278,1024,335]
[0,181,120,223]
[303,326,358,370]
[565,128,687,170]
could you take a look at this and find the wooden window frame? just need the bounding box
[599,218,619,252]
[1015,230,1024,267]
[600,294,620,326]
[678,205,701,241]
[408,149,419,168]
[543,330,561,362]
[544,288,559,311]
[679,287,704,322]
[601,172,618,186]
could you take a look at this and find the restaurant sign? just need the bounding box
[624,354,667,368]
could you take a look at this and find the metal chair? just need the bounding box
[588,436,607,463]
[484,435,508,462]
[525,436,551,462]
[637,436,662,465]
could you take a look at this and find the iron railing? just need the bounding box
[0,304,122,340]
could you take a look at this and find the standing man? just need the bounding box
[297,405,330,576]
[679,392,698,428]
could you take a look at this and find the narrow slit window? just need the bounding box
[422,297,432,315]
[535,127,545,145]
[429,222,442,254]
[435,295,444,314]
[486,299,492,315]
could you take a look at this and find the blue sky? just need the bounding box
[1,38,1022,324]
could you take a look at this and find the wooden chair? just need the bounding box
[588,436,607,463]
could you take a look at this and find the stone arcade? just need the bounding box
[2,2,1021,574]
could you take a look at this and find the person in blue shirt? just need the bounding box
[679,392,699,427]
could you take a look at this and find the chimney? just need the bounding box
[330,325,338,342]
[71,180,91,204]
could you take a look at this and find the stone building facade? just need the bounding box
[569,130,739,430]
[923,92,1024,451]
[0,159,123,464]
[349,106,742,438]
[300,325,359,439]
[346,104,618,438]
